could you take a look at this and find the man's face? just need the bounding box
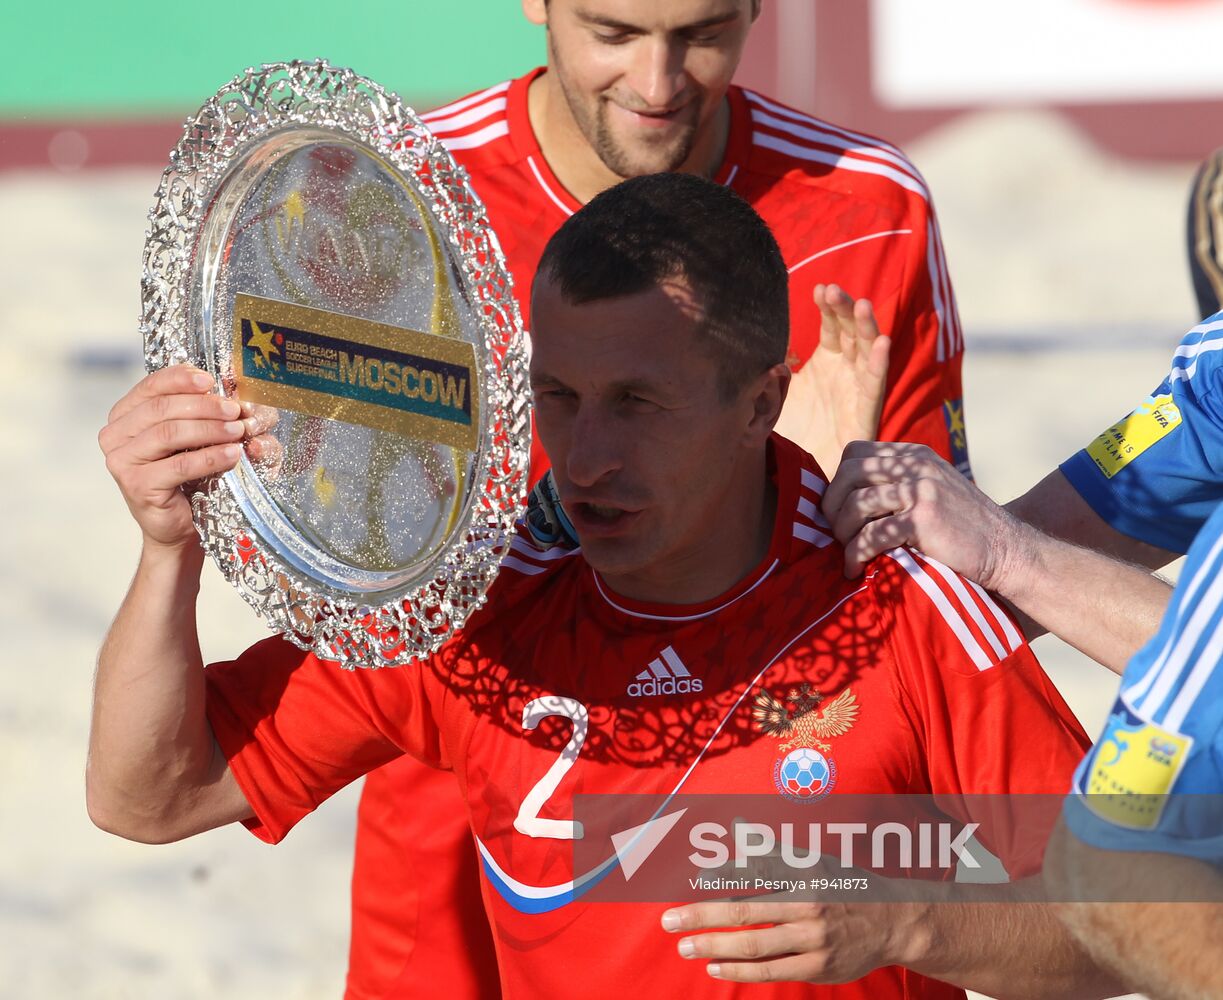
[528,0,757,177]
[530,274,764,597]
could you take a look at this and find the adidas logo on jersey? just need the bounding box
[627,645,703,697]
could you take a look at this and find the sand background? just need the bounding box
[0,107,1201,997]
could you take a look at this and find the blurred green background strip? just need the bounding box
[0,1,541,119]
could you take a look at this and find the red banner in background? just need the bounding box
[0,120,180,171]
[734,0,1223,162]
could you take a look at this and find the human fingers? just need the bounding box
[837,439,913,463]
[851,299,882,362]
[662,898,813,933]
[244,432,283,475]
[117,413,248,467]
[823,284,859,363]
[813,283,842,355]
[827,482,913,546]
[700,951,838,984]
[866,332,892,385]
[842,513,914,578]
[101,391,242,455]
[106,365,217,425]
[134,442,245,492]
[677,921,823,964]
[105,439,243,531]
[852,296,876,334]
[108,440,241,548]
[238,401,280,438]
[821,442,920,520]
[815,283,859,354]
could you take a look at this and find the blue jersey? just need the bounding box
[1060,313,1223,554]
[1064,502,1223,862]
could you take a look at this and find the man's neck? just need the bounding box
[600,458,777,607]
[526,69,731,206]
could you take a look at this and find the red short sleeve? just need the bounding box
[205,634,446,844]
[869,548,1091,873]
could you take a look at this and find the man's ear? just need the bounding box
[523,0,548,27]
[746,362,790,444]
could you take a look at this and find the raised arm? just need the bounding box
[87,365,276,843]
[773,283,891,478]
[822,442,1174,674]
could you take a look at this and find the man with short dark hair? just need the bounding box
[535,164,790,397]
[353,2,970,988]
[91,173,1118,999]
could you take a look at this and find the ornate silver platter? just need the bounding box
[142,60,530,667]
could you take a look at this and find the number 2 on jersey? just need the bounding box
[514,695,588,840]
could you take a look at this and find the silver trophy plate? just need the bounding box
[142,60,530,667]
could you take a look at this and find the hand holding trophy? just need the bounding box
[140,60,529,667]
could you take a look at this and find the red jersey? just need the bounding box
[207,437,1087,1000]
[348,69,974,997]
[425,69,969,477]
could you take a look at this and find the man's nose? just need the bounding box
[628,36,687,110]
[565,406,623,487]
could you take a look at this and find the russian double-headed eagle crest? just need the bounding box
[752,683,859,801]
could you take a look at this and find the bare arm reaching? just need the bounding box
[1007,470,1178,570]
[822,442,1174,674]
[661,884,1123,998]
[87,365,277,842]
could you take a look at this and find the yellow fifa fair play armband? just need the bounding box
[1086,394,1182,479]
